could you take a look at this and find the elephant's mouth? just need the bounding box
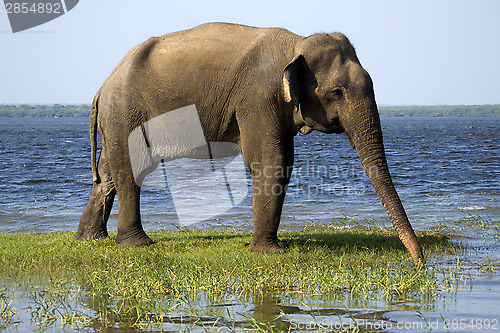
[329,122,344,134]
[315,118,344,134]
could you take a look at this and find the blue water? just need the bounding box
[0,117,498,233]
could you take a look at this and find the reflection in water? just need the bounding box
[4,252,500,333]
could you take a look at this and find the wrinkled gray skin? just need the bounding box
[77,23,424,266]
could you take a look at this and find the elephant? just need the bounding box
[77,23,424,266]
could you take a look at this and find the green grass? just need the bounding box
[0,226,454,330]
[0,228,450,296]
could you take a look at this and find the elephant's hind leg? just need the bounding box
[77,154,116,241]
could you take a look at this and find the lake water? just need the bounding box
[0,117,498,233]
[0,116,499,332]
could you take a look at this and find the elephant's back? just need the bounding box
[99,23,301,94]
[93,23,302,133]
[148,23,300,71]
[157,22,297,51]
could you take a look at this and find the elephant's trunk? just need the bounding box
[342,102,425,266]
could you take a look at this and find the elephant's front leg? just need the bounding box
[114,181,154,246]
[106,143,154,247]
[247,151,292,254]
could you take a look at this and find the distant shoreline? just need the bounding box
[1,104,499,117]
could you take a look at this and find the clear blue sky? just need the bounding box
[1,0,499,105]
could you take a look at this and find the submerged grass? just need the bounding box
[0,288,16,328]
[0,226,453,330]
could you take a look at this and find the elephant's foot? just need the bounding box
[276,239,286,249]
[76,227,108,241]
[116,229,154,247]
[249,238,286,254]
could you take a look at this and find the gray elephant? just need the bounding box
[77,23,424,266]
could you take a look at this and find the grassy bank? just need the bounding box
[0,226,454,331]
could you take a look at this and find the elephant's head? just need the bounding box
[282,33,424,266]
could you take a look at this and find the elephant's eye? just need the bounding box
[325,87,344,101]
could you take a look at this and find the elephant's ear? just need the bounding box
[282,55,306,105]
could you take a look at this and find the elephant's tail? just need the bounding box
[90,95,99,183]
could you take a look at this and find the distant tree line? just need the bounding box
[0,104,90,117]
[378,104,500,117]
[0,104,499,118]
